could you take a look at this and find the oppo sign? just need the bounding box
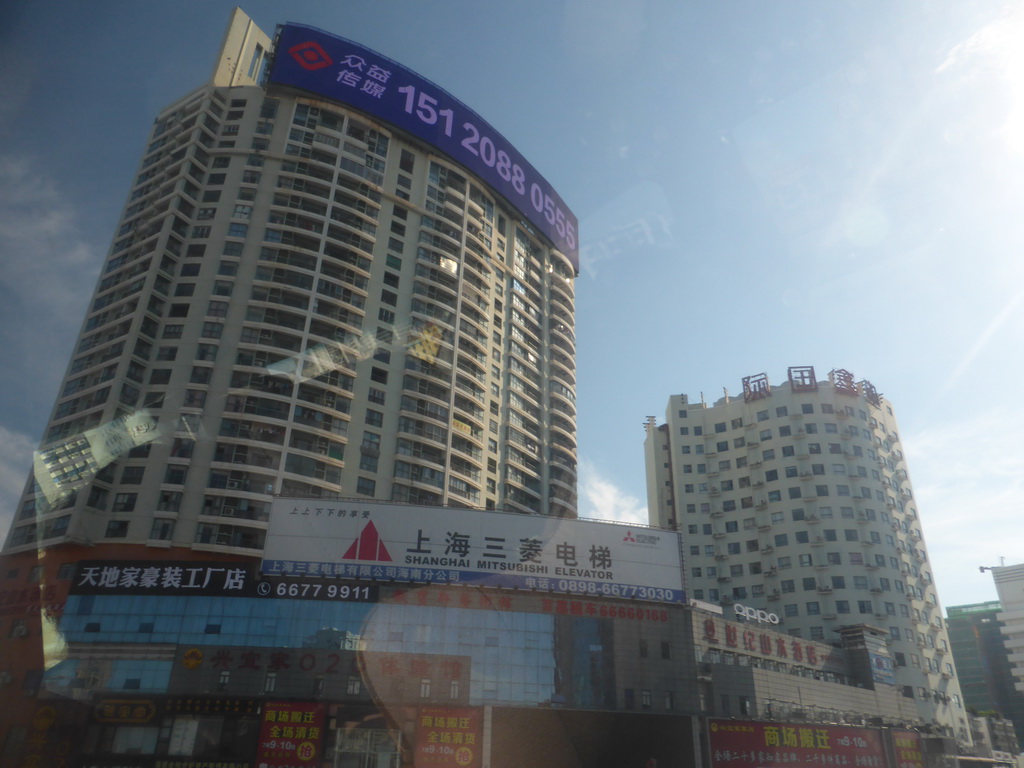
[734,604,780,625]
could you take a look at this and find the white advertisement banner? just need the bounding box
[264,500,684,604]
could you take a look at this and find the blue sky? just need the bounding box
[2,1,1023,609]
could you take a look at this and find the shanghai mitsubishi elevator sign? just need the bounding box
[264,500,684,604]
[270,23,579,270]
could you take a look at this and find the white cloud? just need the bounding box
[936,5,1024,156]
[0,155,99,541]
[0,155,97,312]
[0,425,35,539]
[577,457,649,526]
[903,409,1024,608]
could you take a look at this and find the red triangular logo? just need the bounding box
[342,521,393,562]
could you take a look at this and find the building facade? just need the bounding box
[947,602,1024,744]
[0,536,964,767]
[991,566,1024,732]
[644,366,966,736]
[4,8,579,562]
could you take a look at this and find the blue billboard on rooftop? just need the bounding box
[269,23,579,270]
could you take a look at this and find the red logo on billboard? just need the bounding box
[623,531,637,543]
[342,521,393,562]
[289,41,333,71]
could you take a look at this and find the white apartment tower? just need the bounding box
[992,565,1024,705]
[4,11,578,557]
[645,366,966,736]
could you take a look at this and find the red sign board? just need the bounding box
[891,730,925,768]
[708,719,885,768]
[414,707,481,768]
[257,701,325,767]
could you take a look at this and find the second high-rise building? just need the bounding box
[644,366,966,732]
[4,10,579,559]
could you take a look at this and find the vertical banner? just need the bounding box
[257,701,325,767]
[890,730,925,768]
[415,707,482,768]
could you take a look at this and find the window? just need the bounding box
[164,465,188,484]
[121,466,145,484]
[357,477,376,496]
[228,223,248,238]
[105,520,130,538]
[112,494,137,512]
[150,518,174,540]
[196,344,217,362]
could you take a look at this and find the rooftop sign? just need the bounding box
[270,24,579,270]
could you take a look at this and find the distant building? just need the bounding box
[968,713,1021,760]
[645,366,966,737]
[991,565,1024,742]
[947,601,1024,745]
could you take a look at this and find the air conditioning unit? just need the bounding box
[222,506,237,517]
[13,626,29,638]
[226,480,241,490]
[0,671,13,685]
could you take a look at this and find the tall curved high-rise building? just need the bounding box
[4,9,578,560]
[645,367,966,732]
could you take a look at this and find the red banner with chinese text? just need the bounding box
[414,706,482,768]
[708,719,885,768]
[256,701,325,768]
[890,730,924,768]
